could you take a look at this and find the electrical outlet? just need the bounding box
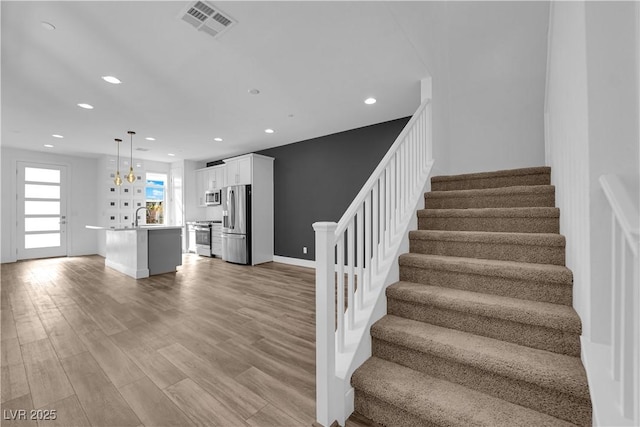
[303,246,307,254]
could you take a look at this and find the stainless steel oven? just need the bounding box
[194,223,212,257]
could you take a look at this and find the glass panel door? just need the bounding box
[16,162,67,259]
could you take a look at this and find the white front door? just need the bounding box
[16,162,68,260]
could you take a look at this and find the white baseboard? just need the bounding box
[273,255,316,269]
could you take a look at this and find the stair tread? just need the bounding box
[409,229,566,246]
[371,315,589,399]
[431,167,551,184]
[352,356,575,427]
[425,184,554,198]
[417,207,560,218]
[387,281,581,333]
[399,253,573,284]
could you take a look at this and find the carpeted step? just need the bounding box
[386,281,581,356]
[431,166,551,191]
[351,357,577,427]
[371,316,592,425]
[409,230,566,265]
[399,253,573,305]
[417,207,560,233]
[424,185,555,209]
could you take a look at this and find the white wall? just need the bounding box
[390,1,550,177]
[547,0,640,344]
[388,1,451,177]
[444,1,549,175]
[584,1,640,344]
[1,147,100,263]
[545,0,592,339]
[183,159,207,222]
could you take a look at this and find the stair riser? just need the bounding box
[431,174,550,191]
[387,299,580,356]
[409,239,565,265]
[425,192,555,209]
[418,216,560,234]
[399,265,573,305]
[354,392,437,427]
[372,339,591,426]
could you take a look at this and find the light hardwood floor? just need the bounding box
[1,254,318,427]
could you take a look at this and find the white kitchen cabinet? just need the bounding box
[195,169,207,207]
[187,223,197,253]
[225,155,252,186]
[211,223,222,257]
[207,165,226,190]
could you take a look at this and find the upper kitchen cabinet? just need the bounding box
[225,154,252,186]
[195,168,207,207]
[207,165,226,190]
[195,164,226,207]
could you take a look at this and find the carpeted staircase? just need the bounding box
[349,167,592,426]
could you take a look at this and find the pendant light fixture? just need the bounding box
[114,138,123,186]
[126,131,136,183]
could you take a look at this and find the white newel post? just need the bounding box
[313,221,338,427]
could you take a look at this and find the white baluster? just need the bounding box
[336,236,345,353]
[372,181,379,277]
[364,192,371,292]
[347,219,355,330]
[391,155,396,236]
[618,228,627,384]
[385,166,391,247]
[357,204,364,309]
[622,244,633,419]
[379,175,386,259]
[611,214,620,380]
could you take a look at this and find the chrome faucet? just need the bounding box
[135,206,149,227]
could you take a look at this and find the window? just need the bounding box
[145,172,166,224]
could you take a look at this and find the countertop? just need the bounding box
[86,225,183,231]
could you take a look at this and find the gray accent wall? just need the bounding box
[257,117,410,261]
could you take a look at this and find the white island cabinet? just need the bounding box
[103,226,182,279]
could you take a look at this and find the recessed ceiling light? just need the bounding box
[145,137,155,141]
[248,89,260,95]
[77,103,94,109]
[41,21,56,30]
[101,76,121,84]
[214,137,223,142]
[44,144,54,148]
[364,97,377,105]
[52,134,64,138]
[265,129,275,134]
[168,153,175,157]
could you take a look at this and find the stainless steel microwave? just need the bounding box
[205,189,221,206]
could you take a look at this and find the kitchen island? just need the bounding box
[88,225,183,279]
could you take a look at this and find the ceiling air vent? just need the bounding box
[179,1,236,39]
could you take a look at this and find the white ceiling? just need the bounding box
[1,1,435,163]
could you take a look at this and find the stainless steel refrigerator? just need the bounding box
[222,184,251,264]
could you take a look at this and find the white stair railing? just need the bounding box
[599,174,640,425]
[314,97,434,427]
